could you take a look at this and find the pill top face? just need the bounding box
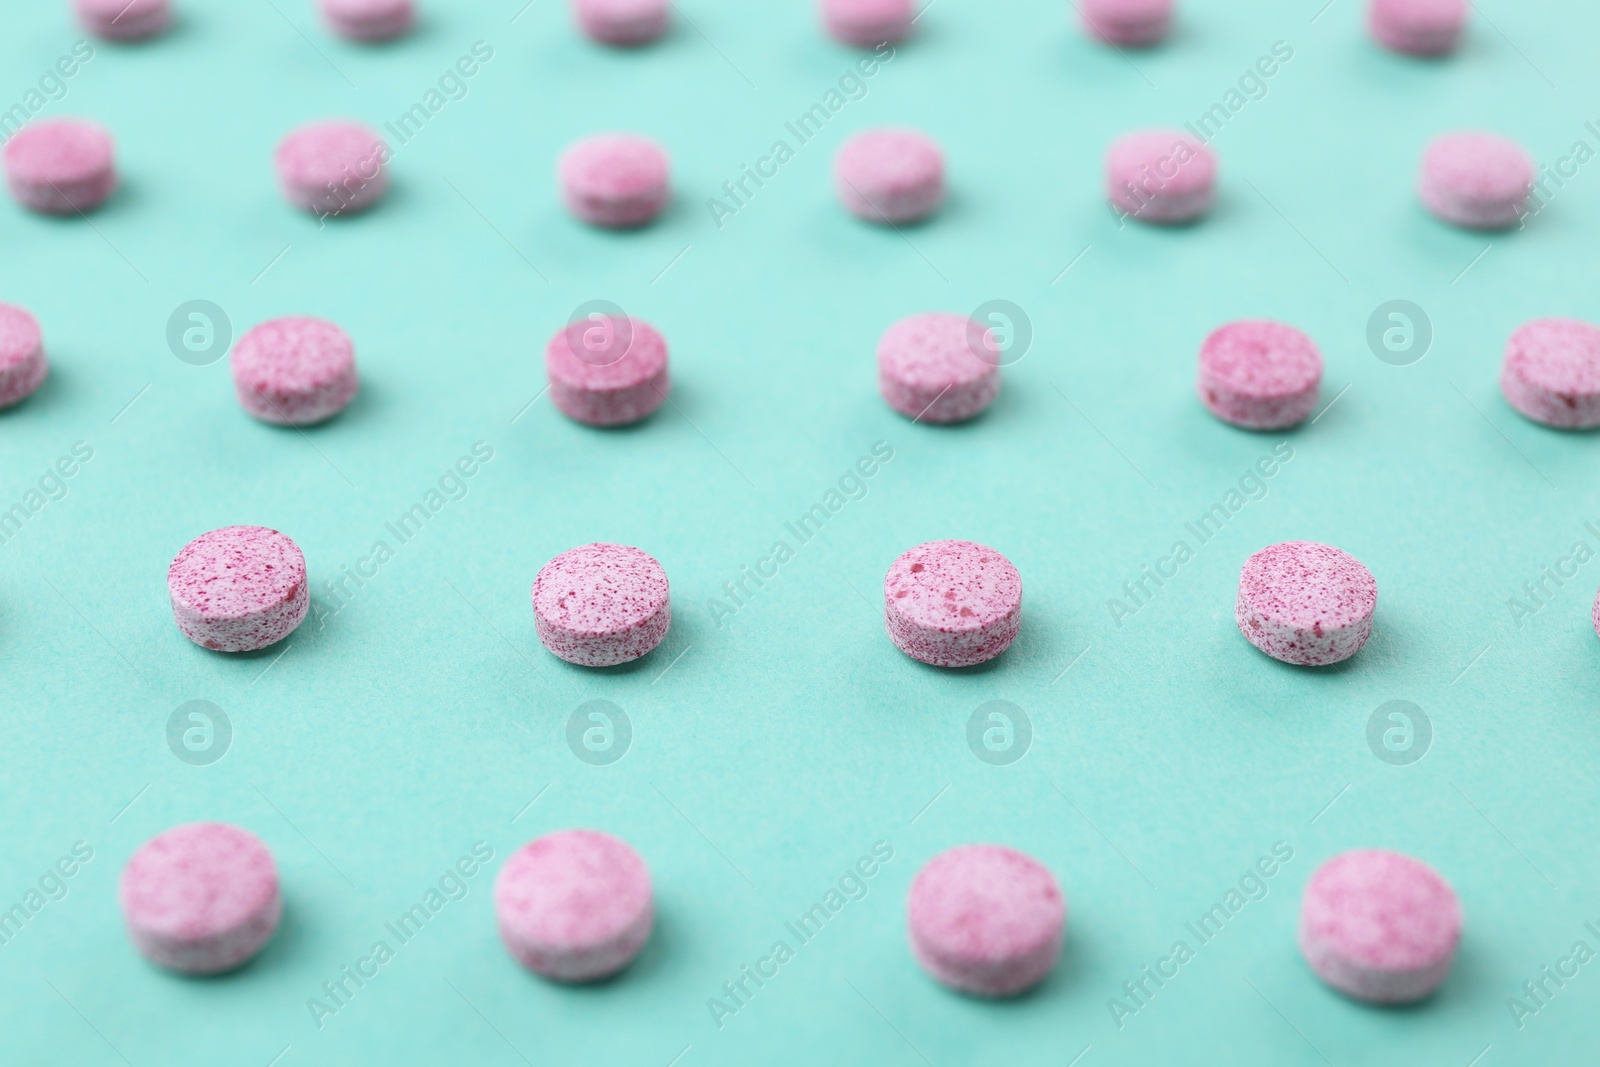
[546,315,668,393]
[1500,317,1600,429]
[4,119,114,189]
[1418,132,1532,229]
[887,540,1020,634]
[877,312,1001,424]
[231,316,359,425]
[834,127,945,224]
[535,543,668,636]
[1236,540,1376,666]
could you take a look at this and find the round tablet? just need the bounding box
[1499,317,1600,429]
[231,316,359,425]
[318,0,414,41]
[821,0,913,45]
[1106,129,1216,224]
[1080,0,1173,46]
[1300,849,1461,1004]
[533,543,670,666]
[2,119,116,214]
[885,540,1021,668]
[574,0,669,45]
[907,844,1065,997]
[120,823,281,975]
[1368,0,1465,55]
[1418,132,1533,230]
[558,134,670,228]
[0,304,48,409]
[275,121,388,217]
[835,128,945,224]
[1236,541,1376,666]
[546,314,669,426]
[1197,319,1322,430]
[494,829,653,982]
[168,526,310,653]
[73,0,171,40]
[878,312,1000,424]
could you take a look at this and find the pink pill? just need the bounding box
[558,134,670,228]
[1368,0,1465,55]
[907,844,1065,997]
[275,121,388,218]
[1418,132,1533,230]
[1499,317,1600,430]
[1300,849,1461,1004]
[1106,129,1215,224]
[231,316,359,426]
[2,119,116,215]
[1079,0,1173,46]
[878,312,1000,424]
[1236,541,1376,666]
[885,540,1021,668]
[533,543,670,667]
[835,128,945,224]
[120,823,281,975]
[318,0,414,41]
[168,526,310,653]
[573,0,669,45]
[74,0,172,40]
[1197,319,1322,430]
[545,314,669,426]
[821,0,913,46]
[0,304,48,409]
[495,829,653,982]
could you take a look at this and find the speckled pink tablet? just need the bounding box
[3,119,116,214]
[319,0,414,41]
[1197,319,1322,430]
[885,540,1021,668]
[1300,850,1461,1004]
[0,304,48,409]
[558,134,670,228]
[120,823,281,975]
[574,0,668,45]
[1236,541,1376,666]
[1080,0,1173,46]
[878,312,1000,424]
[275,121,388,217]
[231,316,358,425]
[1418,132,1533,230]
[907,844,1065,997]
[533,543,670,666]
[495,829,653,982]
[1369,0,1465,55]
[168,526,309,653]
[835,128,944,224]
[1107,129,1215,224]
[821,0,913,45]
[74,0,171,40]
[1499,318,1600,430]
[546,314,668,426]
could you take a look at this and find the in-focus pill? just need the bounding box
[1418,132,1533,230]
[1080,0,1173,46]
[1106,128,1216,224]
[0,304,48,409]
[1197,319,1322,430]
[1368,0,1465,55]
[318,0,414,41]
[120,823,281,975]
[495,829,653,982]
[276,121,389,218]
[574,0,668,45]
[878,312,1000,424]
[821,0,913,46]
[885,540,1021,668]
[74,0,172,40]
[1300,849,1461,1004]
[168,526,310,653]
[533,543,670,666]
[545,314,668,426]
[835,128,945,224]
[558,134,670,228]
[908,844,1065,997]
[1499,317,1600,430]
[1236,540,1376,666]
[3,119,116,214]
[231,316,359,426]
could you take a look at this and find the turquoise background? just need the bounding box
[1,0,1598,1062]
